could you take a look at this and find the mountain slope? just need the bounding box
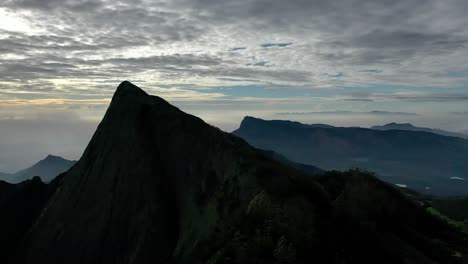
[316,169,468,263]
[372,122,468,139]
[4,81,468,264]
[0,155,76,183]
[260,149,324,175]
[15,81,329,264]
[233,116,468,196]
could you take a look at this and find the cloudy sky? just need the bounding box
[1,0,468,171]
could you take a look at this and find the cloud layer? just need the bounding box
[1,0,468,170]
[2,0,468,89]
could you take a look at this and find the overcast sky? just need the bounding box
[1,0,468,171]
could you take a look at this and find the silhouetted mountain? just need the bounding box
[13,155,76,183]
[233,116,468,196]
[0,177,51,262]
[3,82,468,264]
[243,115,335,129]
[372,122,468,139]
[0,155,76,183]
[12,81,330,264]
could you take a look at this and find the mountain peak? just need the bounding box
[22,82,331,263]
[238,116,272,130]
[8,155,76,183]
[371,122,417,130]
[385,122,415,127]
[240,115,260,125]
[43,155,64,161]
[114,81,148,98]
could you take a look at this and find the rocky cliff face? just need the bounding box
[16,81,329,264]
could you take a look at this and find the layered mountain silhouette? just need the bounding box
[3,82,468,263]
[372,122,468,139]
[233,116,468,196]
[0,155,76,183]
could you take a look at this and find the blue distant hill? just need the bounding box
[233,116,468,196]
[371,122,468,139]
[0,155,76,183]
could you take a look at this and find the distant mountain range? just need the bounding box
[371,122,468,139]
[2,81,467,263]
[233,116,468,196]
[0,155,76,183]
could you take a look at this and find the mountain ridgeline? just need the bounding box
[233,116,468,196]
[371,122,468,139]
[0,155,76,183]
[2,82,468,263]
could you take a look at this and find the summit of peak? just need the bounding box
[43,155,64,161]
[114,81,148,98]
